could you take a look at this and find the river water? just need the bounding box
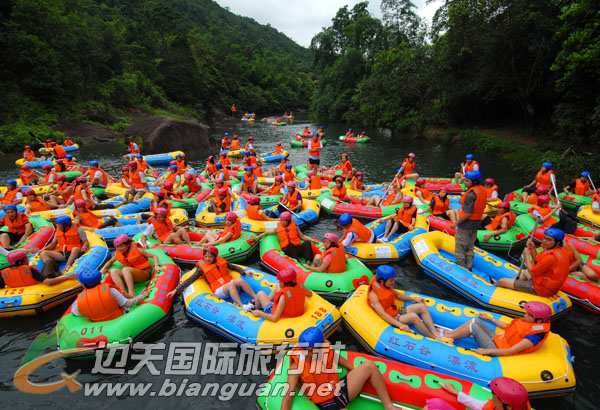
[0,119,594,409]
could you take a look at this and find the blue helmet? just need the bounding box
[245,166,253,171]
[339,213,352,225]
[6,179,17,186]
[88,160,99,167]
[581,171,590,178]
[285,164,292,169]
[55,215,72,225]
[465,154,474,160]
[376,265,397,280]
[245,151,252,155]
[175,154,182,158]
[224,132,229,136]
[169,165,177,170]
[542,161,553,169]
[66,154,73,160]
[320,126,323,128]
[136,154,143,159]
[313,132,318,136]
[298,327,325,347]
[397,168,405,174]
[3,204,17,211]
[215,163,223,169]
[78,268,102,287]
[544,228,565,242]
[464,170,481,182]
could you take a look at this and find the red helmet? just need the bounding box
[248,136,254,141]
[55,159,63,164]
[183,172,192,180]
[121,166,129,171]
[218,188,228,196]
[356,171,363,176]
[416,178,425,186]
[225,212,238,222]
[56,174,66,182]
[287,182,296,188]
[535,186,548,195]
[23,189,35,196]
[498,201,511,209]
[277,266,296,282]
[207,155,213,162]
[155,207,168,216]
[597,188,600,195]
[524,301,551,322]
[323,233,339,243]
[21,164,30,170]
[42,165,52,170]
[215,178,224,184]
[279,211,292,221]
[46,139,51,143]
[403,195,414,203]
[277,142,282,146]
[50,141,57,146]
[113,234,130,248]
[251,163,258,169]
[307,170,316,177]
[233,135,238,139]
[537,195,550,204]
[335,176,344,183]
[24,145,31,149]
[275,176,283,182]
[7,250,28,265]
[128,161,137,167]
[163,181,174,190]
[408,152,416,158]
[169,160,177,165]
[156,191,165,197]
[220,152,227,157]
[203,245,218,257]
[489,377,529,410]
[485,178,495,185]
[248,195,260,205]
[74,199,87,207]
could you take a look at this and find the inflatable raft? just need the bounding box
[56,248,179,356]
[260,234,373,301]
[258,349,496,409]
[340,285,576,397]
[339,135,370,143]
[316,194,401,220]
[38,144,79,155]
[0,217,55,270]
[14,158,55,168]
[239,199,320,233]
[290,138,327,148]
[516,213,599,239]
[558,191,592,210]
[576,205,600,228]
[260,150,289,163]
[410,231,572,319]
[142,151,185,166]
[182,265,341,347]
[195,194,247,227]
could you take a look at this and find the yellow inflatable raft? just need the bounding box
[576,205,600,229]
[238,199,321,233]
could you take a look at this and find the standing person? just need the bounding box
[454,154,479,185]
[450,171,487,271]
[307,132,323,172]
[231,104,236,116]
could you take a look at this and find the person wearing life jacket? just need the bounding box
[73,199,121,230]
[522,161,555,201]
[380,196,418,241]
[331,176,348,202]
[414,178,432,204]
[63,176,96,209]
[244,136,256,155]
[54,159,68,174]
[63,154,78,170]
[230,135,241,150]
[260,175,285,196]
[302,233,347,274]
[141,207,192,246]
[451,170,487,270]
[307,133,323,172]
[204,178,229,203]
[100,235,160,298]
[198,212,242,246]
[251,266,312,320]
[221,133,231,150]
[365,183,402,207]
[218,151,232,170]
[118,166,131,189]
[560,237,599,284]
[392,167,407,190]
[282,327,396,410]
[265,156,289,177]
[454,154,480,185]
[37,216,88,278]
[302,170,323,191]
[271,142,283,155]
[425,377,531,410]
[23,145,36,162]
[207,187,232,216]
[345,128,354,138]
[527,195,560,227]
[123,139,140,161]
[421,187,452,221]
[482,178,499,203]
[231,104,236,115]
[1,180,23,208]
[563,170,593,198]
[63,136,74,146]
[282,163,296,184]
[85,161,110,188]
[45,174,73,207]
[0,250,78,289]
[401,152,419,179]
[50,141,67,159]
[240,166,258,194]
[135,154,151,174]
[446,301,551,357]
[180,172,202,199]
[44,139,53,149]
[121,161,149,203]
[523,185,548,205]
[0,205,33,250]
[167,245,256,310]
[303,126,310,136]
[278,182,302,214]
[251,162,264,179]
[71,268,148,322]
[339,213,381,247]
[482,201,515,242]
[19,165,39,186]
[245,195,278,221]
[349,171,369,192]
[494,228,569,297]
[369,265,446,340]
[252,212,318,261]
[23,189,53,214]
[337,153,353,180]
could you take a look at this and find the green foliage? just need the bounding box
[0,122,65,153]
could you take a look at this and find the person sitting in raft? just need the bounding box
[251,266,313,319]
[123,139,141,161]
[23,145,37,162]
[561,236,599,284]
[153,164,180,188]
[135,154,151,175]
[221,132,231,150]
[260,175,285,197]
[118,166,131,189]
[339,213,382,247]
[63,136,74,146]
[527,194,560,227]
[244,151,259,168]
[493,228,569,297]
[414,178,432,205]
[420,187,452,220]
[167,245,256,310]
[265,156,288,177]
[251,163,264,178]
[23,189,56,214]
[246,196,278,221]
[71,268,148,322]
[590,188,600,214]
[49,141,67,160]
[0,205,33,251]
[37,165,56,187]
[349,171,370,192]
[454,154,479,185]
[277,182,302,214]
[337,153,353,181]
[482,178,499,203]
[100,234,161,298]
[84,161,110,188]
[369,265,447,340]
[271,142,284,155]
[301,233,347,273]
[73,199,122,230]
[300,170,322,191]
[181,172,202,199]
[37,216,88,278]
[159,181,189,205]
[563,171,593,197]
[521,185,548,205]
[197,212,242,246]
[0,250,78,289]
[521,161,555,202]
[44,139,53,149]
[424,377,531,410]
[303,126,310,135]
[283,163,296,184]
[281,326,398,410]
[240,166,259,194]
[20,165,40,186]
[230,135,241,150]
[481,201,515,242]
[331,176,349,202]
[204,178,229,201]
[345,128,354,138]
[446,301,551,357]
[45,174,73,207]
[380,196,417,241]
[141,207,192,247]
[121,160,149,203]
[64,154,79,170]
[64,177,114,210]
[401,152,419,179]
[208,188,232,216]
[218,151,232,170]
[1,180,23,209]
[252,212,318,261]
[365,183,403,207]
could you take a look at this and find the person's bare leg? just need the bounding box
[110,269,128,295]
[346,361,396,410]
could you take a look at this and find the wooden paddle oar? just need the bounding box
[517,216,542,278]
[277,201,311,225]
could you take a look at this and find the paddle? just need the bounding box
[376,169,402,207]
[550,173,561,205]
[517,216,542,278]
[589,174,597,192]
[277,201,311,225]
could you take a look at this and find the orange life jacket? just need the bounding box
[272,146,282,155]
[119,174,131,188]
[394,205,417,228]
[278,161,288,173]
[230,140,240,150]
[77,283,124,322]
[247,204,266,221]
[382,192,402,206]
[242,172,256,189]
[176,160,186,173]
[136,159,148,172]
[165,172,178,185]
[44,142,52,148]
[574,178,590,196]
[215,194,232,213]
[283,170,294,183]
[464,160,479,172]
[196,257,231,292]
[402,158,415,174]
[56,224,83,252]
[493,318,550,354]
[73,207,102,229]
[1,265,40,287]
[89,167,108,185]
[129,170,147,189]
[57,180,73,202]
[289,343,339,404]
[277,219,302,248]
[244,142,253,152]
[26,197,50,212]
[116,243,152,270]
[535,170,554,189]
[416,186,432,201]
[350,177,363,191]
[221,220,241,242]
[219,156,231,167]
[53,145,67,159]
[338,161,352,178]
[432,195,450,215]
[531,248,569,297]
[309,175,322,190]
[459,185,487,221]
[183,176,201,193]
[24,150,35,161]
[20,170,37,185]
[525,192,539,205]
[128,142,140,154]
[528,205,557,227]
[148,216,174,242]
[273,283,305,318]
[44,170,57,184]
[485,184,499,199]
[1,212,29,234]
[368,277,399,316]
[332,185,347,201]
[1,188,22,205]
[63,139,73,146]
[151,200,172,217]
[74,184,94,207]
[486,211,516,231]
[321,246,346,273]
[64,158,75,168]
[221,137,230,148]
[267,182,284,196]
[286,190,300,209]
[308,140,321,157]
[341,219,372,244]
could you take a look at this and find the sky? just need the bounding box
[213,0,440,47]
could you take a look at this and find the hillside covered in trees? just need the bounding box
[0,0,314,151]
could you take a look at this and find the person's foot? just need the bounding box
[242,303,254,312]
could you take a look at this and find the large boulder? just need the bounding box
[209,108,243,125]
[125,116,218,154]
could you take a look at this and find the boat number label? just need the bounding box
[80,325,104,335]
[321,198,335,209]
[310,307,328,321]
[2,288,25,295]
[413,240,428,256]
[375,246,392,259]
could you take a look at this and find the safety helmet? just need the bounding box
[224,132,229,136]
[7,250,28,265]
[163,181,174,190]
[24,145,31,149]
[204,245,218,257]
[277,266,296,282]
[537,195,550,204]
[376,265,397,280]
[51,141,57,146]
[88,161,98,167]
[176,154,182,159]
[464,170,481,182]
[287,182,295,188]
[233,135,238,139]
[169,165,177,170]
[249,136,254,141]
[215,178,224,184]
[523,301,552,322]
[277,142,282,146]
[415,178,425,186]
[216,163,223,169]
[535,186,548,195]
[3,204,17,211]
[6,179,17,186]
[74,199,87,208]
[279,211,292,221]
[136,154,143,159]
[218,188,228,196]
[55,215,72,225]
[542,161,553,169]
[155,207,168,216]
[466,154,474,160]
[489,377,529,410]
[46,139,51,142]
[544,227,565,242]
[339,213,352,225]
[184,172,192,180]
[121,166,128,172]
[21,165,30,170]
[245,166,253,172]
[78,268,102,287]
[335,176,344,183]
[225,212,238,222]
[113,234,130,248]
[498,201,511,209]
[403,195,414,203]
[298,327,325,347]
[56,174,66,182]
[285,164,292,169]
[408,152,416,158]
[23,189,34,196]
[484,178,495,185]
[323,233,339,243]
[275,176,283,182]
[169,161,177,165]
[66,154,73,160]
[220,151,227,157]
[41,165,52,171]
[356,171,363,176]
[248,195,260,204]
[581,171,591,178]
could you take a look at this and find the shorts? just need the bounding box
[131,188,147,195]
[316,377,349,410]
[469,318,497,349]
[263,302,273,314]
[514,279,536,294]
[5,231,22,244]
[214,285,228,300]
[308,158,320,165]
[434,212,450,220]
[393,307,408,320]
[129,267,151,282]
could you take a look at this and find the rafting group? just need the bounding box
[2,128,596,409]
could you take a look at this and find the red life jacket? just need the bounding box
[309,175,322,190]
[24,150,35,161]
[286,190,300,209]
[136,159,148,172]
[321,246,346,273]
[273,283,305,318]
[367,277,399,316]
[148,216,174,242]
[230,140,240,150]
[332,185,347,201]
[341,219,372,244]
[116,243,152,270]
[56,224,83,252]
[196,257,231,292]
[77,283,124,322]
[119,174,131,188]
[493,318,550,354]
[528,205,557,227]
[268,182,284,196]
[382,191,402,206]
[20,170,37,185]
[151,200,172,217]
[350,177,363,191]
[243,172,256,189]
[338,161,352,178]
[485,184,498,199]
[57,180,73,202]
[277,220,301,248]
[1,265,40,287]
[221,137,230,148]
[459,185,487,221]
[128,142,140,154]
[283,170,294,183]
[416,186,432,201]
[74,185,94,207]
[183,177,201,193]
